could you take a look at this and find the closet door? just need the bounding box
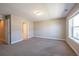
[22,22,29,40]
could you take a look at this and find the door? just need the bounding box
[22,22,29,40]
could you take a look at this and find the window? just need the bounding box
[69,13,79,40]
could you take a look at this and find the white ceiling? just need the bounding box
[0,3,75,21]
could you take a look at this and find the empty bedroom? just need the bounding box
[0,3,79,56]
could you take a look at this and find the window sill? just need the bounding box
[69,37,79,44]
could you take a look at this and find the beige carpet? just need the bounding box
[0,37,76,56]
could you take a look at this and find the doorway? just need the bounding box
[22,22,29,40]
[0,20,6,44]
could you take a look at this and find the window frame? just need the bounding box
[68,11,79,40]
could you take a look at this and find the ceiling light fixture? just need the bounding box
[34,10,43,16]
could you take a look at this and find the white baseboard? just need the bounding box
[11,39,23,44]
[33,36,65,40]
[66,40,79,56]
[11,36,34,44]
[11,36,65,44]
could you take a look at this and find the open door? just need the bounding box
[22,22,29,40]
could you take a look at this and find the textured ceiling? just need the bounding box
[0,3,75,21]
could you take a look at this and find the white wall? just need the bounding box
[11,15,33,44]
[29,21,33,38]
[66,4,79,55]
[34,18,66,40]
